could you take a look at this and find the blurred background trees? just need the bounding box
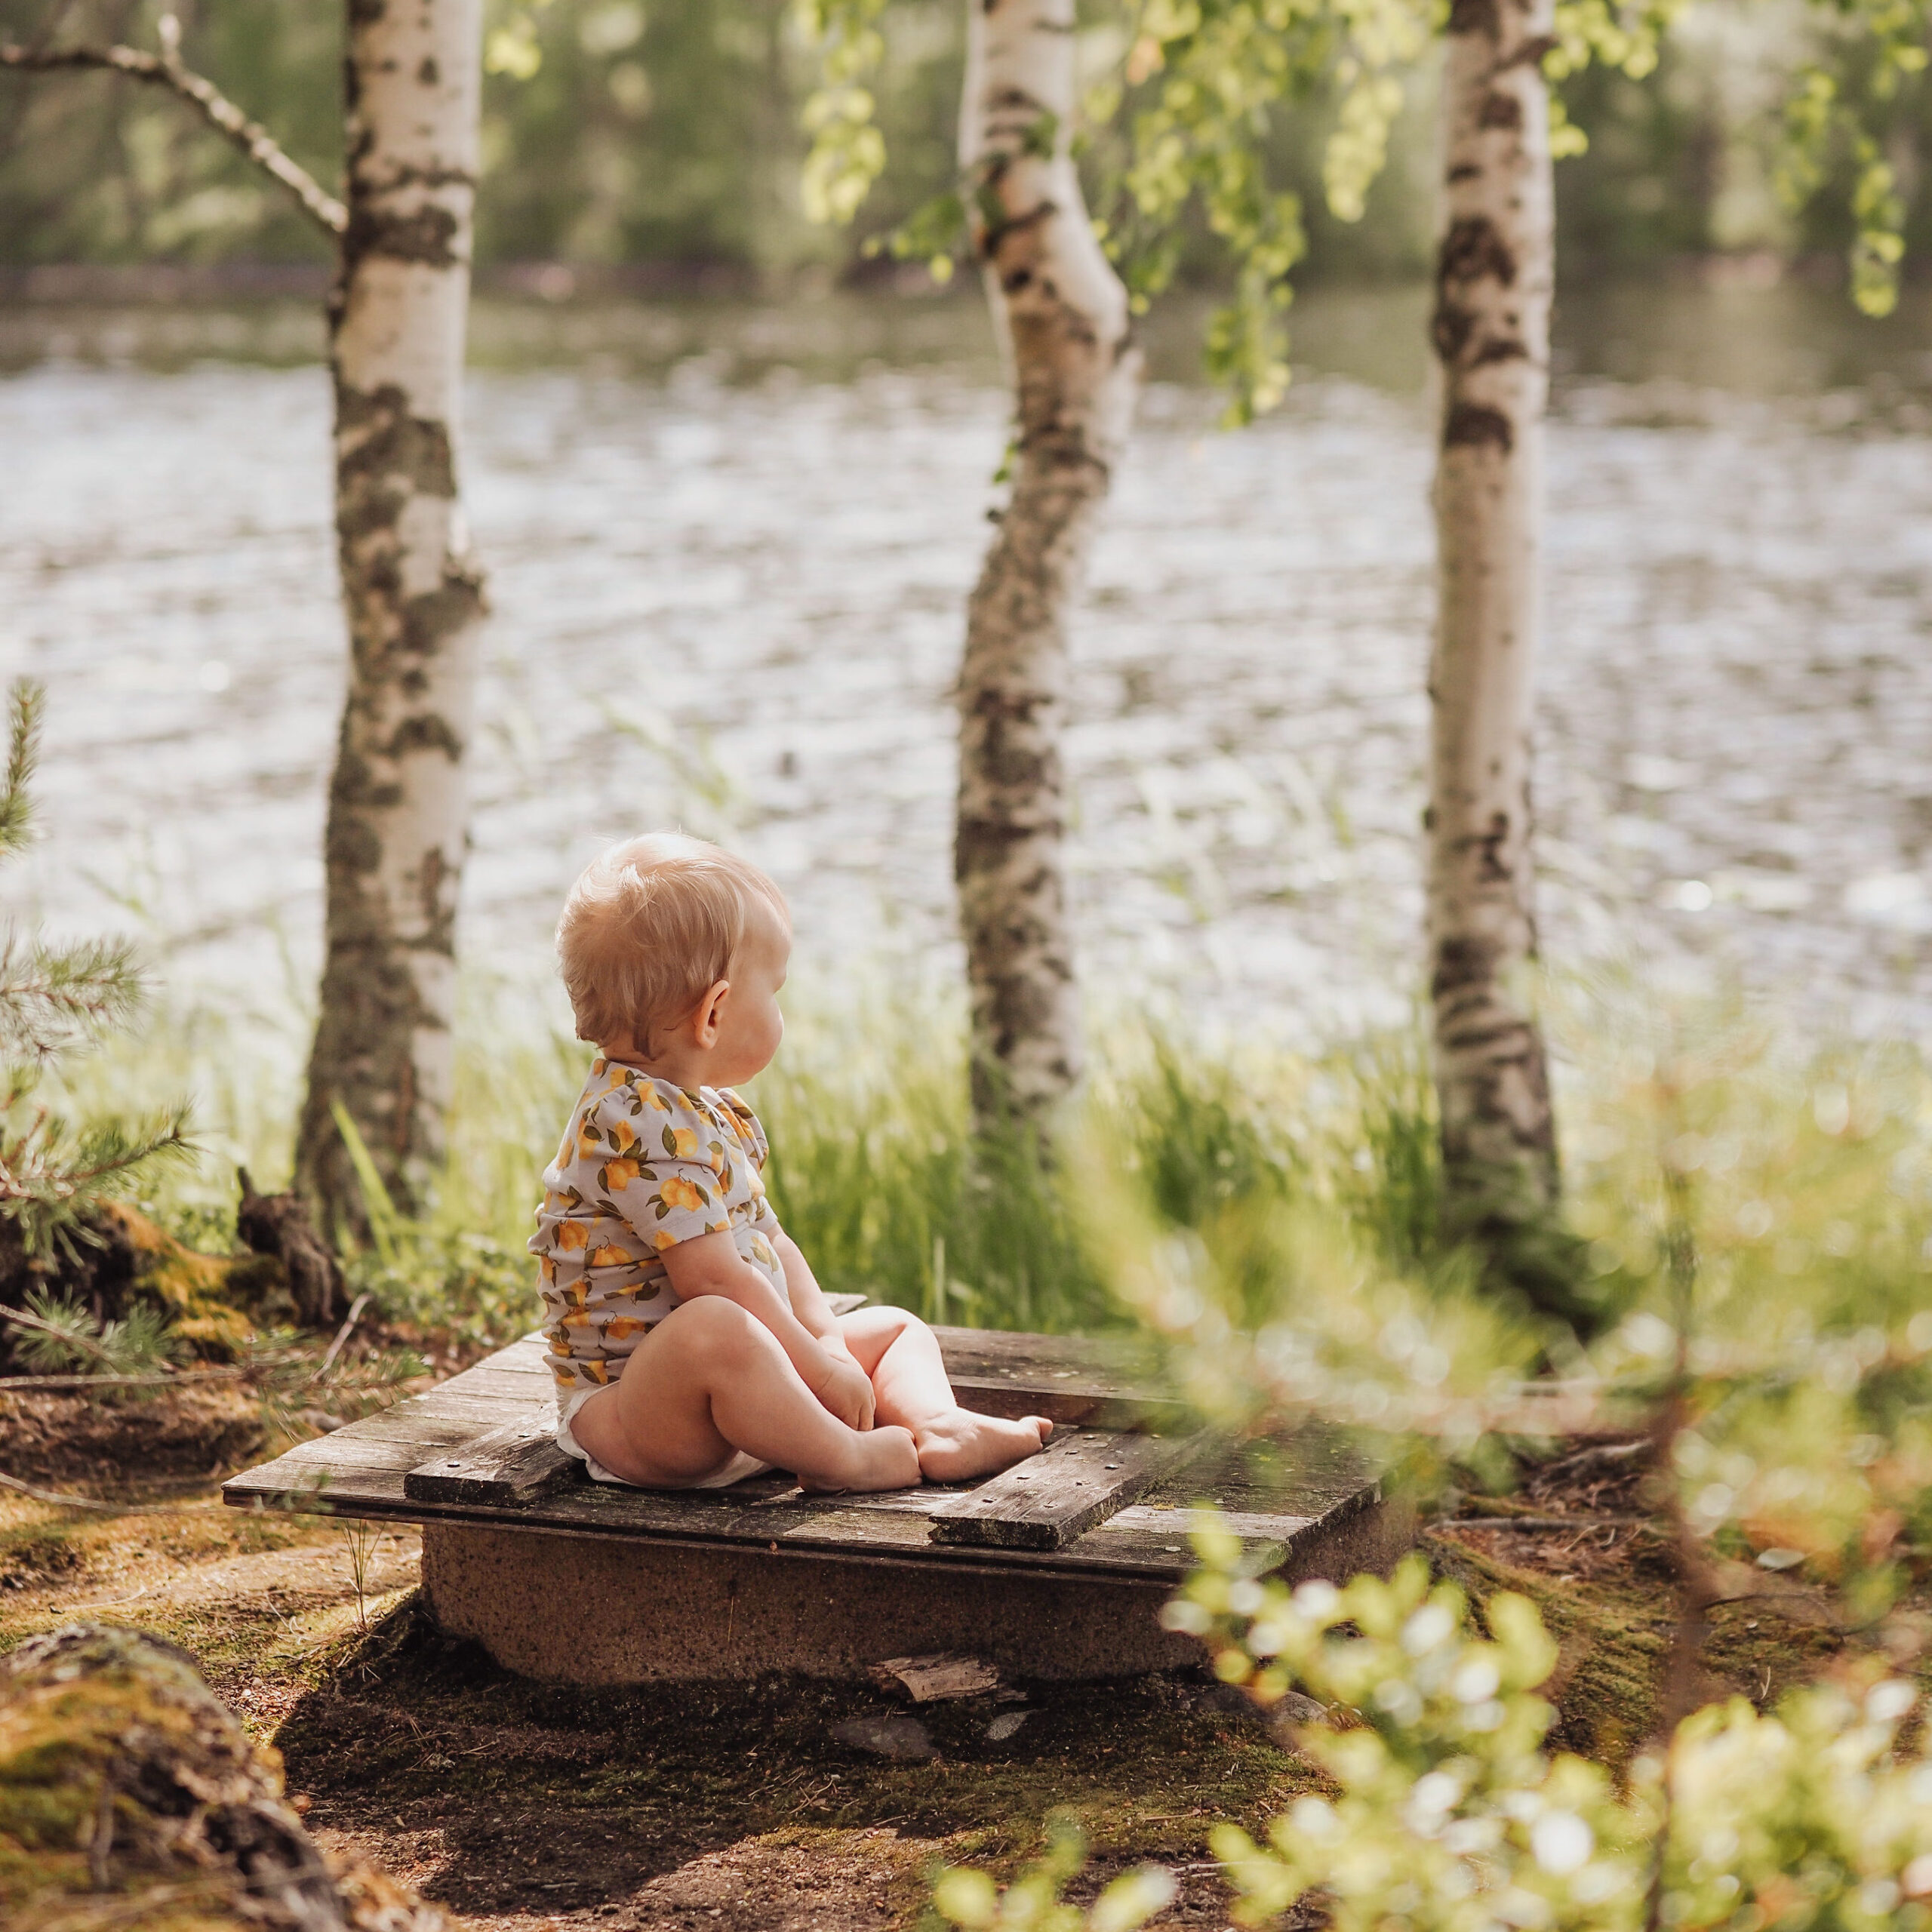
[2,0,1924,289]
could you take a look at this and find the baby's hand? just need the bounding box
[811,1349,875,1432]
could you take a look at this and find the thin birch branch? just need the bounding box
[315,1293,373,1380]
[0,15,346,237]
[0,1468,206,1512]
[0,1369,252,1390]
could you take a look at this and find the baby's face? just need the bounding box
[711,906,789,1085]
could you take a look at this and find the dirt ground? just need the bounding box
[0,1391,1893,1931]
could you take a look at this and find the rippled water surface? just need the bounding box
[8,285,1932,1059]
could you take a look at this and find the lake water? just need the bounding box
[7,281,1932,1067]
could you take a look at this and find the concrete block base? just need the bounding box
[420,1501,1411,1684]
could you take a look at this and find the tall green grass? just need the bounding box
[51,965,1932,1380]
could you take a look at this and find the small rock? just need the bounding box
[831,1714,937,1762]
[985,1709,1029,1742]
[1272,1690,1328,1727]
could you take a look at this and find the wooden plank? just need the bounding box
[405,1415,577,1506]
[946,1374,1188,1432]
[928,1429,1206,1552]
[931,1326,1152,1377]
[291,1405,495,1452]
[934,1327,1182,1430]
[277,1431,460,1472]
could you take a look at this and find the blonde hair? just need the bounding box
[556,834,789,1053]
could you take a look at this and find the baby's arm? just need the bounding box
[661,1232,872,1429]
[772,1232,874,1430]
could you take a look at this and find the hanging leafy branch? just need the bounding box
[1545,0,1686,155]
[795,0,894,225]
[1778,0,1928,316]
[1091,0,1429,425]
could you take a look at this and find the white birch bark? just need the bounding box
[1426,0,1560,1242]
[296,0,486,1237]
[956,0,1140,1130]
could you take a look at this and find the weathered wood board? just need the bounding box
[405,1414,574,1506]
[927,1426,1208,1550]
[223,1325,1386,1587]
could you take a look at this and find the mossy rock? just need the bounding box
[0,1203,260,1367]
[0,1622,448,1932]
[94,1203,257,1358]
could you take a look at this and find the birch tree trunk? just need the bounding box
[295,0,486,1239]
[956,0,1140,1132]
[1426,0,1561,1257]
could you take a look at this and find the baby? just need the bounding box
[530,832,1054,1494]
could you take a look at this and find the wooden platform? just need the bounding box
[223,1322,1404,1682]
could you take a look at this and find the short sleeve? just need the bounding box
[577,1085,736,1254]
[714,1088,770,1171]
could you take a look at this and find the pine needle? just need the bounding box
[0,679,42,860]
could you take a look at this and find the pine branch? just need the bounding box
[0,14,346,238]
[0,1109,194,1262]
[0,680,42,861]
[0,932,145,1060]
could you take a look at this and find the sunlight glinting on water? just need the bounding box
[8,302,1932,1062]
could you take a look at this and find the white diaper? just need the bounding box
[555,1386,774,1491]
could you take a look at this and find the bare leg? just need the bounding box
[571,1297,918,1494]
[838,1306,1053,1482]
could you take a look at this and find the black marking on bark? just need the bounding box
[1447,0,1500,33]
[388,712,464,761]
[1004,267,1034,293]
[1431,300,1475,364]
[1447,163,1480,182]
[417,56,438,85]
[1432,935,1500,1001]
[1472,337,1529,367]
[1438,215,1516,288]
[418,844,451,928]
[980,200,1055,260]
[346,202,461,270]
[958,817,1045,881]
[989,84,1049,116]
[325,808,384,877]
[402,577,486,660]
[373,162,477,191]
[1498,32,1558,68]
[1444,402,1514,451]
[349,0,386,23]
[1478,90,1522,130]
[1468,808,1515,884]
[336,383,457,497]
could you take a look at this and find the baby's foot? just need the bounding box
[912,1408,1054,1484]
[800,1423,921,1495]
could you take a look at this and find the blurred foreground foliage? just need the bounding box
[932,1552,1932,1931]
